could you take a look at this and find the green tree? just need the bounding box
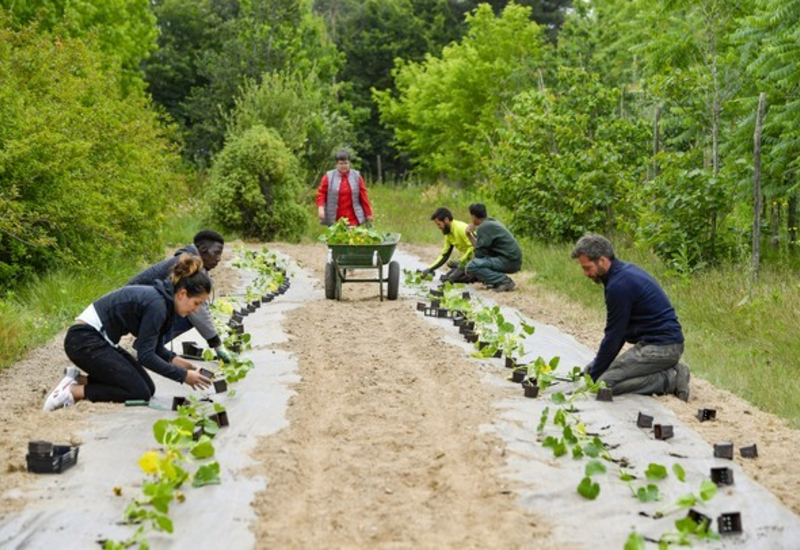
[491,67,650,241]
[0,22,182,292]
[375,3,550,183]
[178,0,340,162]
[225,70,356,184]
[207,126,306,241]
[0,0,158,92]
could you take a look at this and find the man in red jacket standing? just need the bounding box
[317,150,374,226]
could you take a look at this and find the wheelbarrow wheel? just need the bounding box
[324,262,336,300]
[387,260,400,300]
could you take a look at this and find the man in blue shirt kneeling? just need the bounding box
[571,233,691,401]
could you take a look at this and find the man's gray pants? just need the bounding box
[599,342,684,396]
[466,256,521,285]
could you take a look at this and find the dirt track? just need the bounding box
[2,242,800,546]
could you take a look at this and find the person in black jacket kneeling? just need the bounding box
[43,254,213,411]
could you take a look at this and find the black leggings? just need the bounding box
[64,324,156,403]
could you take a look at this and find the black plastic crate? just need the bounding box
[26,444,80,474]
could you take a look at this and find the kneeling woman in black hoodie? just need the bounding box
[44,254,213,411]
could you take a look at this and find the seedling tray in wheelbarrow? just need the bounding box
[325,233,402,301]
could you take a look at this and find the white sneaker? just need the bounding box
[64,366,80,381]
[43,376,76,412]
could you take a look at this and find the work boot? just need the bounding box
[493,277,516,292]
[674,363,691,402]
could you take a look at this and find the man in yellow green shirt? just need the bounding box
[422,207,476,283]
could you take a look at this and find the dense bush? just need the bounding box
[0,23,182,292]
[225,70,356,186]
[491,68,650,242]
[207,126,306,241]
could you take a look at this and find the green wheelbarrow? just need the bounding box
[324,233,401,301]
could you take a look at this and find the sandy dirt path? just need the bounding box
[247,243,550,547]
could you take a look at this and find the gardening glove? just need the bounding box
[447,259,460,269]
[582,360,595,378]
[419,268,434,278]
[215,346,235,364]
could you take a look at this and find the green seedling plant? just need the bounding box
[318,218,388,245]
[523,355,559,390]
[403,268,432,291]
[577,459,607,500]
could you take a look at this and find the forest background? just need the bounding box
[1,0,800,426]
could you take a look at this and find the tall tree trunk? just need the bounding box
[752,93,767,284]
[789,195,798,247]
[652,105,660,180]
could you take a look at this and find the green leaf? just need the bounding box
[699,480,718,501]
[191,439,216,459]
[551,392,567,405]
[636,484,660,502]
[645,463,668,481]
[624,532,645,550]
[585,459,607,477]
[153,513,174,534]
[577,476,601,499]
[193,462,222,487]
[672,463,686,482]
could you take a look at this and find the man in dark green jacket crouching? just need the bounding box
[465,203,522,292]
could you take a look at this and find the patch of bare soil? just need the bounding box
[0,246,241,518]
[247,243,551,547]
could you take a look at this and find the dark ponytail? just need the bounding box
[170,253,212,297]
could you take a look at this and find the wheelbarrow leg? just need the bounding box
[378,258,384,301]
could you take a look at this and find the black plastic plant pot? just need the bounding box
[213,379,228,393]
[192,426,204,441]
[523,383,540,398]
[182,342,203,357]
[464,332,478,344]
[654,424,674,440]
[199,368,215,380]
[228,318,242,329]
[717,512,743,534]
[246,303,257,313]
[232,313,243,324]
[596,388,614,402]
[697,408,717,422]
[26,444,79,474]
[687,509,713,533]
[416,302,426,312]
[740,444,758,459]
[229,342,242,354]
[239,308,249,317]
[478,340,489,350]
[210,411,229,428]
[637,412,654,429]
[429,288,444,297]
[505,357,517,369]
[453,316,465,327]
[430,299,441,309]
[714,442,734,460]
[437,308,450,318]
[711,467,735,486]
[492,349,503,359]
[462,291,471,300]
[172,396,187,411]
[28,440,54,458]
[251,300,261,309]
[510,369,526,384]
